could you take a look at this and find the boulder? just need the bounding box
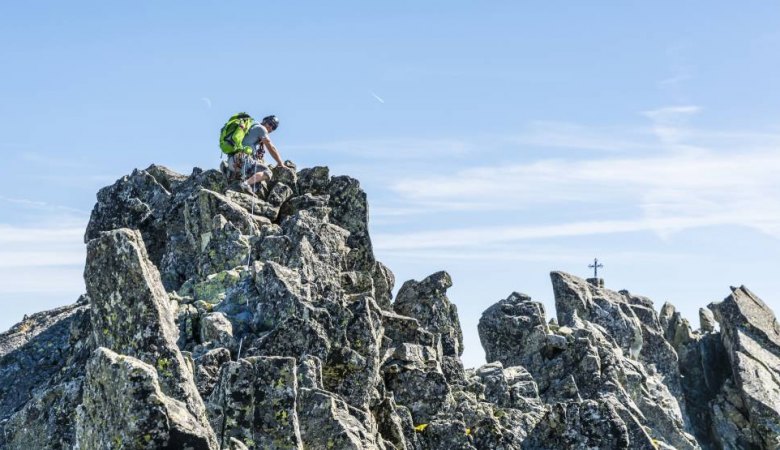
[478,292,549,369]
[297,388,382,450]
[551,271,643,358]
[297,166,330,195]
[394,271,463,358]
[76,348,216,450]
[710,286,780,449]
[328,175,375,270]
[382,343,453,423]
[84,228,215,445]
[0,302,90,423]
[208,356,302,449]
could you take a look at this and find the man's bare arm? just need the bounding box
[262,137,286,168]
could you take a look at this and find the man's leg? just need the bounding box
[245,161,273,186]
[245,171,270,186]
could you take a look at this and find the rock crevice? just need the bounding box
[1,164,779,449]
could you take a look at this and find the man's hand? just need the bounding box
[263,137,286,170]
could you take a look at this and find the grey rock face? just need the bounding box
[268,182,294,207]
[710,286,780,449]
[297,166,330,195]
[523,398,657,450]
[474,362,541,410]
[479,275,700,449]
[83,168,172,259]
[76,347,216,449]
[394,271,463,358]
[194,347,232,398]
[297,388,383,450]
[551,271,644,358]
[84,228,217,447]
[0,298,92,449]
[382,343,453,423]
[2,379,84,450]
[700,307,717,333]
[0,302,90,423]
[478,292,549,370]
[208,356,302,449]
[328,175,374,270]
[4,163,780,450]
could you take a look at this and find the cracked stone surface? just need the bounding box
[1,163,779,449]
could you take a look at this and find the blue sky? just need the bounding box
[1,1,779,368]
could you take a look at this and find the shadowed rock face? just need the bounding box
[710,287,780,450]
[84,227,217,447]
[2,164,780,450]
[76,347,215,450]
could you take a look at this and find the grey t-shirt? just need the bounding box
[241,123,269,156]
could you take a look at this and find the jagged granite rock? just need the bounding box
[297,166,330,195]
[268,182,294,207]
[328,175,374,271]
[700,307,717,333]
[551,271,643,358]
[84,227,217,447]
[207,356,302,449]
[478,292,549,370]
[194,347,232,398]
[0,300,92,449]
[83,168,172,263]
[0,302,90,423]
[659,300,732,448]
[297,388,386,450]
[200,312,236,350]
[710,286,780,449]
[3,163,780,450]
[76,347,216,449]
[522,398,658,450]
[394,271,465,384]
[480,276,699,449]
[2,379,84,449]
[382,342,453,423]
[394,271,463,358]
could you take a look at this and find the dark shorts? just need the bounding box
[227,153,273,181]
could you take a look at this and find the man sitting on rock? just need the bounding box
[221,114,287,194]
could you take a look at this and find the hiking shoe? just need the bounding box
[238,181,255,196]
[228,180,255,196]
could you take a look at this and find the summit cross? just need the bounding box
[588,258,603,278]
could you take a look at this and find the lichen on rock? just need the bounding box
[2,163,780,449]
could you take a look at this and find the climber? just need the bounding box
[219,113,287,194]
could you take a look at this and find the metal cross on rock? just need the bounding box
[588,258,603,278]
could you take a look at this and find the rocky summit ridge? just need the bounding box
[1,163,779,450]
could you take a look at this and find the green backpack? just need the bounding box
[219,112,256,155]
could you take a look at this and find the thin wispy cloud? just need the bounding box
[288,137,472,160]
[389,146,780,235]
[0,251,84,268]
[20,153,96,170]
[374,215,759,252]
[369,107,780,251]
[0,224,85,301]
[0,224,84,244]
[0,196,89,214]
[642,105,701,145]
[370,92,385,104]
[508,121,657,152]
[0,266,85,295]
[377,245,691,263]
[659,71,693,88]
